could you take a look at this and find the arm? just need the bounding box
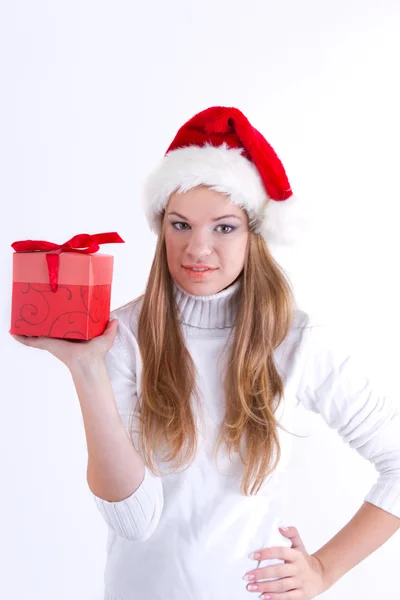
[71,358,146,502]
[296,320,400,584]
[296,321,400,518]
[313,500,400,589]
[72,314,164,541]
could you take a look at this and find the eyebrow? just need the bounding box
[167,211,242,222]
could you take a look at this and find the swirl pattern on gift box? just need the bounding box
[12,282,112,339]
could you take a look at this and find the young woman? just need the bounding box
[12,106,400,600]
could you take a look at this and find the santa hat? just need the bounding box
[142,106,307,245]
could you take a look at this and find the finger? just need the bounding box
[260,587,303,599]
[250,546,298,563]
[10,334,40,347]
[10,332,56,351]
[245,561,297,583]
[279,526,305,551]
[249,575,297,595]
[103,318,119,337]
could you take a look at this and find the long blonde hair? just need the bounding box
[122,212,298,495]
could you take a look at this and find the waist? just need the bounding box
[104,494,292,600]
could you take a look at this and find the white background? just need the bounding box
[1,1,399,598]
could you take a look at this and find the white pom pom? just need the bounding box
[259,195,311,246]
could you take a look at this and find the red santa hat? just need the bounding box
[142,106,307,245]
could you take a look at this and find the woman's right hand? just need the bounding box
[9,318,119,371]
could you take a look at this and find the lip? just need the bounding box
[182,265,217,279]
[182,264,217,269]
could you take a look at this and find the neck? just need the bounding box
[171,276,242,329]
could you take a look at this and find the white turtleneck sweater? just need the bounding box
[91,277,400,600]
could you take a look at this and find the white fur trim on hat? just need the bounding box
[142,142,307,245]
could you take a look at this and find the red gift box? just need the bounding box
[10,232,125,340]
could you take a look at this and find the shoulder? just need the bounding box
[107,295,144,362]
[287,308,318,344]
[273,308,346,394]
[287,307,357,369]
[279,307,331,358]
[110,295,144,337]
[290,306,326,331]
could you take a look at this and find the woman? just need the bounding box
[11,106,400,600]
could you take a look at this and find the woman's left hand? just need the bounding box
[243,526,330,599]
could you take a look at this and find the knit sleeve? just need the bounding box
[296,323,400,519]
[90,310,164,541]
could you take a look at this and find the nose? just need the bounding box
[185,229,213,260]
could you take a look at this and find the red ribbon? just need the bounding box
[11,232,125,293]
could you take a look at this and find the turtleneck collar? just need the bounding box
[171,275,242,329]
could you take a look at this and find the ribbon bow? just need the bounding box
[11,232,125,292]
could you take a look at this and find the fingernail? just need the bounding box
[249,552,261,560]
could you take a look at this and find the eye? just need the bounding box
[170,221,236,234]
[216,224,235,234]
[171,221,190,230]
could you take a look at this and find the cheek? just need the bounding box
[218,235,248,265]
[165,235,183,263]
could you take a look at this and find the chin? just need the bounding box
[185,280,229,297]
[174,275,212,295]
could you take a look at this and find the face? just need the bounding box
[163,186,249,295]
